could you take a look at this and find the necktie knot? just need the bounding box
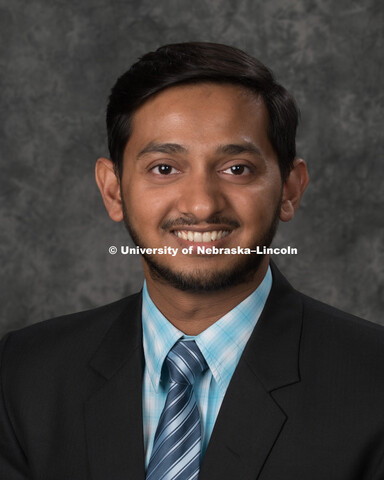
[166,340,207,386]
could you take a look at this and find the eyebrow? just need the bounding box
[137,142,188,158]
[216,143,263,157]
[136,141,262,159]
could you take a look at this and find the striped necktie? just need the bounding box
[146,340,207,480]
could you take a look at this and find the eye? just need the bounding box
[151,164,180,175]
[222,165,251,175]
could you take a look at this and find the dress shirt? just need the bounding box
[142,266,272,467]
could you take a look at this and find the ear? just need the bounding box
[280,158,309,222]
[95,158,124,222]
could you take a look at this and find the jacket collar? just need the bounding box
[88,292,142,380]
[244,260,302,391]
[199,262,303,480]
[85,292,146,480]
[87,262,301,390]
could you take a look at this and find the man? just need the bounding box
[1,43,384,480]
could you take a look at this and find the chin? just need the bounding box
[143,253,266,293]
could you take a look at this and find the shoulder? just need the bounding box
[296,291,384,380]
[270,261,384,352]
[0,292,142,375]
[299,291,384,340]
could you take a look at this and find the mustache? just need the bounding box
[161,215,240,230]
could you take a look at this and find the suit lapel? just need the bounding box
[199,263,303,480]
[84,293,146,480]
[199,360,287,480]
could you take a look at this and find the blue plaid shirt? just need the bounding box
[142,266,272,467]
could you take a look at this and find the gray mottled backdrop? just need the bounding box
[0,0,383,336]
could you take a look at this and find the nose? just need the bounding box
[176,173,226,222]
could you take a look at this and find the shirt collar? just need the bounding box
[142,286,183,392]
[142,266,272,394]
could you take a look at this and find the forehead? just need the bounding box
[127,83,273,157]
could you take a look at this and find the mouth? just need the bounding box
[172,229,231,243]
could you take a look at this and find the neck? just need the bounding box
[143,256,270,335]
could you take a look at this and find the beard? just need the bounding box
[122,200,281,293]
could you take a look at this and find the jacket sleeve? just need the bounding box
[0,333,30,479]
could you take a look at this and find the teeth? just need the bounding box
[174,230,230,242]
[202,232,211,242]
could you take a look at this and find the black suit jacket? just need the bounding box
[1,263,384,479]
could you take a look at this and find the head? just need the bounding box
[107,42,299,182]
[96,43,309,293]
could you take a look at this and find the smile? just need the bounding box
[173,230,231,242]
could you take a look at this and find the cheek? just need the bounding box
[230,186,279,226]
[123,182,176,229]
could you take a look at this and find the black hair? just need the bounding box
[106,42,299,180]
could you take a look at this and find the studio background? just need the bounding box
[0,0,383,336]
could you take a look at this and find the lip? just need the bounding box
[171,225,234,232]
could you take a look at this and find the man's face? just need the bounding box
[120,83,283,292]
